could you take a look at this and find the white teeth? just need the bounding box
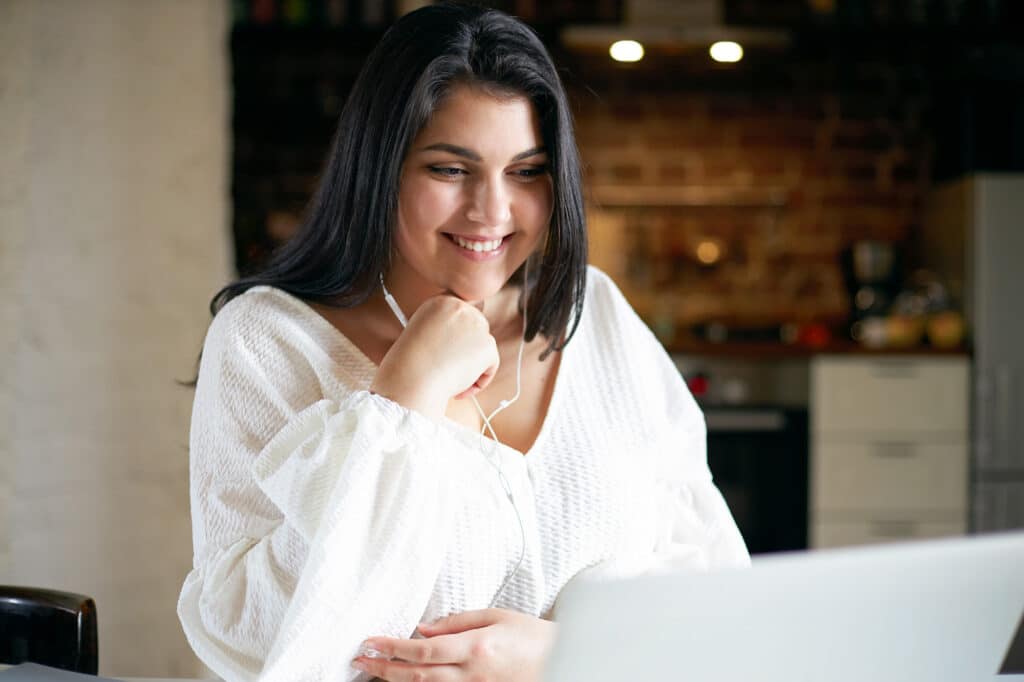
[452,235,503,252]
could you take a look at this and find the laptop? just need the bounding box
[545,532,1024,681]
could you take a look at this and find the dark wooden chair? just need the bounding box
[0,585,98,674]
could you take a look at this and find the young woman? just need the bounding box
[178,4,749,681]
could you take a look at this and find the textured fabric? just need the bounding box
[177,266,750,681]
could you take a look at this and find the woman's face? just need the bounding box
[393,84,553,304]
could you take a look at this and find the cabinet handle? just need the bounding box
[704,409,786,433]
[870,442,918,458]
[870,520,918,537]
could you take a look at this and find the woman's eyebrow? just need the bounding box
[420,143,547,162]
[511,145,547,161]
[421,143,481,161]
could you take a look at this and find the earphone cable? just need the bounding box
[378,263,529,608]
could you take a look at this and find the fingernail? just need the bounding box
[357,641,386,658]
[351,659,369,671]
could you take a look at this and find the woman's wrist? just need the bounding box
[369,371,445,420]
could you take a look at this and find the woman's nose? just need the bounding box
[466,176,512,227]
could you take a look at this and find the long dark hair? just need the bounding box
[212,3,587,357]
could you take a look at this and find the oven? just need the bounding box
[704,405,808,554]
[676,357,810,555]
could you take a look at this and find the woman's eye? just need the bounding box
[428,166,466,178]
[511,166,548,180]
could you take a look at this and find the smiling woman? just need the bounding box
[177,4,748,682]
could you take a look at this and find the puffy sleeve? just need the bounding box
[646,338,751,574]
[649,410,752,573]
[177,294,458,681]
[588,268,751,576]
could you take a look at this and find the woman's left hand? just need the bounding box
[352,608,557,681]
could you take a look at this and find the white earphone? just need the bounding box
[378,260,530,608]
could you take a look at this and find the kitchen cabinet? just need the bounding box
[810,355,970,548]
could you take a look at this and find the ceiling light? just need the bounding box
[563,1,788,55]
[709,41,743,63]
[609,39,645,62]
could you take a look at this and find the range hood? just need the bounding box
[562,0,789,52]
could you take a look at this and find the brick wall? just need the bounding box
[572,63,933,332]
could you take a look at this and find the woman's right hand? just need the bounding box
[370,294,500,420]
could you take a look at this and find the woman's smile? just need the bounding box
[444,232,514,259]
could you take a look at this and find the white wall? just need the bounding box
[0,1,231,676]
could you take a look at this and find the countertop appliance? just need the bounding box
[842,239,900,321]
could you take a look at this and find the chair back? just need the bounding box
[0,585,98,674]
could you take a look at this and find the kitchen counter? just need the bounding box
[667,339,971,358]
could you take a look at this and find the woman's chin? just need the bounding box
[449,287,499,304]
[446,275,509,304]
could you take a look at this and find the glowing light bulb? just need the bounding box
[610,40,644,63]
[709,41,743,63]
[696,240,722,265]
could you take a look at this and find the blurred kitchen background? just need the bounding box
[228,0,1024,551]
[2,0,1022,677]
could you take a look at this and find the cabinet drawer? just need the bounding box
[812,357,968,434]
[811,518,965,549]
[812,440,968,513]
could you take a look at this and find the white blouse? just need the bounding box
[177,266,750,681]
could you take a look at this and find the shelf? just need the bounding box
[588,185,790,208]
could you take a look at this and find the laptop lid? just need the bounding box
[545,532,1024,682]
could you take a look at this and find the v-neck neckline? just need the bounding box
[256,285,576,461]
